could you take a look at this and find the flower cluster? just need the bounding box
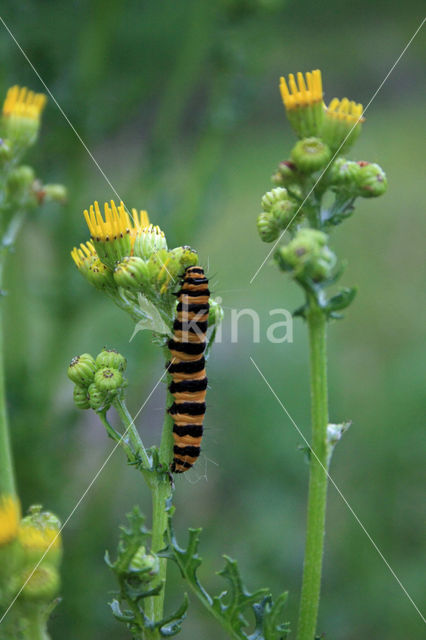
[72,199,221,337]
[259,69,387,313]
[68,349,128,412]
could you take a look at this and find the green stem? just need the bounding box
[113,396,151,470]
[296,297,329,640]
[145,371,174,632]
[0,259,16,496]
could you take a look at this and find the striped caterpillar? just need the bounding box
[168,266,210,473]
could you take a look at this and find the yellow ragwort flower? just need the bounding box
[3,86,46,120]
[326,98,364,124]
[71,241,97,272]
[18,524,61,553]
[84,200,131,243]
[321,97,364,153]
[279,70,324,137]
[0,494,21,547]
[279,70,323,111]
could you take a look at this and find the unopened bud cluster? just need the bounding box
[257,69,387,303]
[68,348,127,411]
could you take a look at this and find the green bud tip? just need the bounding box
[73,384,90,410]
[291,137,331,173]
[87,383,108,411]
[276,228,336,283]
[94,367,123,392]
[67,353,96,386]
[356,161,387,198]
[257,212,280,243]
[96,348,127,372]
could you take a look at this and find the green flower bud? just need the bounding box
[129,545,160,582]
[94,367,123,392]
[168,246,199,271]
[277,160,300,185]
[40,183,68,204]
[71,242,98,278]
[96,349,127,372]
[73,385,90,410]
[270,199,298,228]
[208,297,224,327]
[327,158,361,187]
[275,229,336,283]
[86,258,116,291]
[18,565,60,603]
[257,212,280,243]
[261,187,288,212]
[356,162,387,198]
[114,256,150,290]
[87,383,108,410]
[6,165,35,202]
[133,224,168,260]
[67,353,96,386]
[291,137,331,173]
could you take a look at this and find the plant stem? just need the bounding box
[113,396,151,469]
[296,297,329,640]
[145,375,174,632]
[0,258,16,496]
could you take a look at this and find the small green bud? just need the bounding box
[208,297,224,327]
[278,160,299,185]
[291,137,331,173]
[356,162,387,198]
[87,383,108,410]
[261,187,288,212]
[96,349,127,372]
[67,353,96,386]
[257,212,280,243]
[275,229,336,283]
[114,256,150,290]
[94,367,123,392]
[73,385,90,410]
[6,165,35,202]
[168,246,199,271]
[19,505,62,569]
[327,158,361,187]
[18,565,60,603]
[86,258,116,291]
[40,183,68,204]
[129,546,160,585]
[270,199,298,228]
[133,224,168,260]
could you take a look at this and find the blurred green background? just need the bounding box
[1,0,425,638]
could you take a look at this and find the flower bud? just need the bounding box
[6,165,36,204]
[18,565,60,603]
[18,505,62,568]
[87,383,108,410]
[257,212,280,243]
[39,183,68,204]
[261,187,288,212]
[270,199,298,229]
[86,258,116,291]
[291,137,331,173]
[0,494,21,548]
[356,162,387,198]
[133,224,168,260]
[71,241,98,278]
[94,367,123,392]
[208,297,224,327]
[321,97,364,153]
[73,384,90,410]
[114,256,150,290]
[96,349,127,372]
[129,545,160,582]
[168,246,199,271]
[327,158,361,187]
[275,229,336,283]
[67,353,96,386]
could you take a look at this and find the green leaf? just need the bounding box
[325,287,357,315]
[129,294,171,340]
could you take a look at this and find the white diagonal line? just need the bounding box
[0,363,172,625]
[0,15,175,284]
[249,16,426,284]
[250,356,426,623]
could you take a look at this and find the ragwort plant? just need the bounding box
[69,203,291,638]
[256,69,387,639]
[0,86,66,639]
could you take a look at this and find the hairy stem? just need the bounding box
[0,259,16,496]
[297,297,329,640]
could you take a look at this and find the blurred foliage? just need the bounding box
[0,0,424,638]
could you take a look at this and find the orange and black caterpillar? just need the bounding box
[168,266,210,473]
